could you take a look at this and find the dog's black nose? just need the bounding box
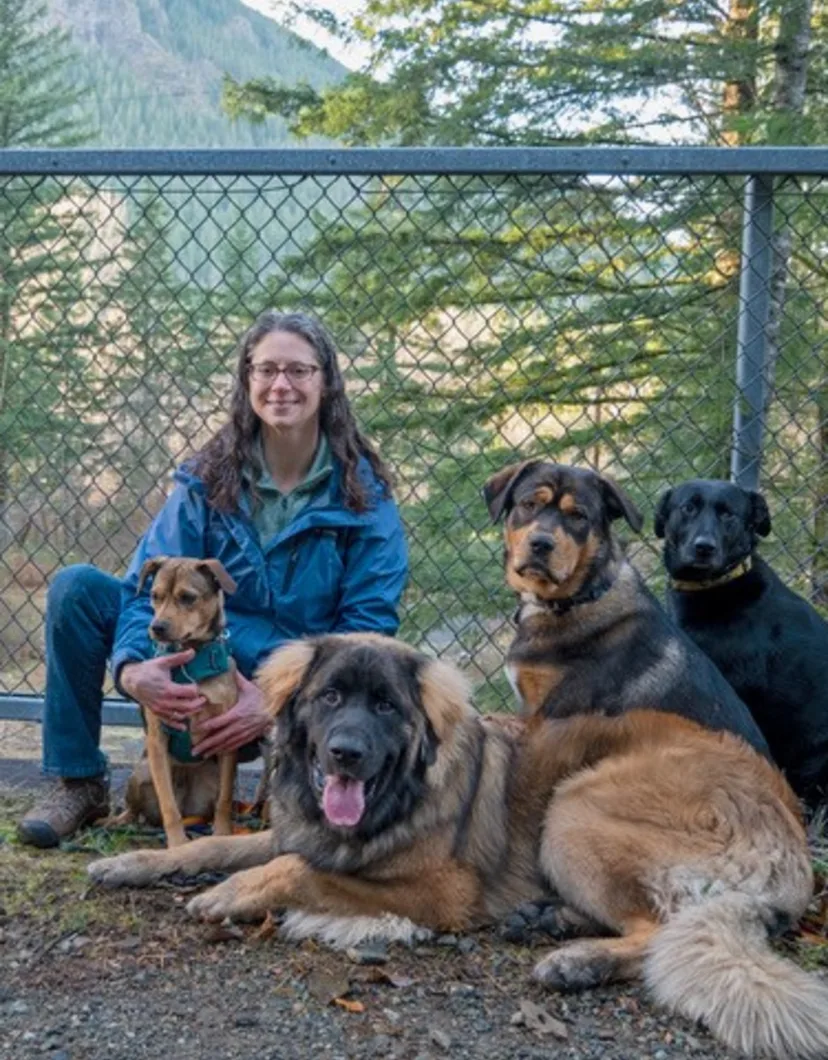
[529,535,555,557]
[150,619,171,639]
[693,538,717,559]
[327,734,367,770]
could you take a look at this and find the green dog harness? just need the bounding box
[153,637,233,763]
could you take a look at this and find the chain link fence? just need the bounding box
[1,148,826,767]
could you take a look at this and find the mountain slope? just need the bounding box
[45,0,345,147]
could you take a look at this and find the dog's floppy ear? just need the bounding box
[257,640,317,718]
[137,556,168,594]
[418,657,473,742]
[599,474,644,533]
[197,559,237,595]
[749,490,772,537]
[482,460,541,522]
[653,489,673,540]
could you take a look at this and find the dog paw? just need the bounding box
[186,879,258,923]
[87,852,165,888]
[533,944,615,991]
[500,900,585,944]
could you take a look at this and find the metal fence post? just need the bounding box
[730,173,775,491]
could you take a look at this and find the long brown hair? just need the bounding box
[191,311,393,513]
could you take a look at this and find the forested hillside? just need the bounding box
[44,0,344,146]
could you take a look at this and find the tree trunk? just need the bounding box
[721,0,759,145]
[764,0,812,405]
[761,2,816,594]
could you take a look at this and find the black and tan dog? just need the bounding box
[483,460,768,752]
[88,633,828,1058]
[656,478,828,806]
[122,557,240,848]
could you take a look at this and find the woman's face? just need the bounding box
[247,330,324,434]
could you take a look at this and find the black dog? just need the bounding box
[656,478,828,807]
[484,461,769,755]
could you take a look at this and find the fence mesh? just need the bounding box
[0,156,826,757]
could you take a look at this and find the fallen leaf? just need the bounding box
[203,922,244,944]
[518,999,569,1040]
[797,929,828,945]
[334,998,365,1013]
[253,911,276,941]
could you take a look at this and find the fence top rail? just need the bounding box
[1,146,828,177]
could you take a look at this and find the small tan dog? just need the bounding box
[124,557,240,848]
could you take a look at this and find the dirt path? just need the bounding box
[2,788,825,1060]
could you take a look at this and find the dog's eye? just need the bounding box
[375,699,395,715]
[681,501,696,515]
[518,498,537,515]
[177,591,198,607]
[569,509,588,523]
[321,688,341,707]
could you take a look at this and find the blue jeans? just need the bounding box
[42,565,122,778]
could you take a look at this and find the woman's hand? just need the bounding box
[120,653,206,731]
[191,670,271,757]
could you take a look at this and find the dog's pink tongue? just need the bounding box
[322,775,366,827]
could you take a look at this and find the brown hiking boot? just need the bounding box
[17,776,110,849]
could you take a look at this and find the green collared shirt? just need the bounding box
[245,433,334,545]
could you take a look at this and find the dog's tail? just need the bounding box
[644,894,828,1059]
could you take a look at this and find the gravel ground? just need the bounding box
[2,787,826,1060]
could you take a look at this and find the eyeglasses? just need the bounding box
[248,361,321,385]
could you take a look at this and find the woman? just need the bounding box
[18,310,408,848]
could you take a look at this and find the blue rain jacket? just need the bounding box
[111,458,408,689]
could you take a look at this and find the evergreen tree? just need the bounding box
[93,193,212,565]
[0,0,96,549]
[226,1,827,648]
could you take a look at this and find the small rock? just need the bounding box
[429,1028,451,1051]
[654,1052,668,1060]
[115,936,141,952]
[234,1014,259,1028]
[436,934,457,947]
[457,937,477,954]
[346,942,389,965]
[368,1034,393,1057]
[7,1000,30,1015]
[517,1000,568,1040]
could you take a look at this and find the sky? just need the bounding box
[241,0,370,70]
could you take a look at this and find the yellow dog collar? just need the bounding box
[671,557,752,593]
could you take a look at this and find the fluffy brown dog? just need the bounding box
[89,633,828,1058]
[125,557,239,848]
